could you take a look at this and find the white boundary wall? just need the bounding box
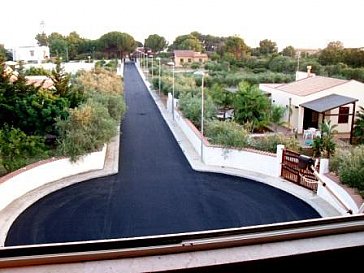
[0,145,107,211]
[317,176,359,214]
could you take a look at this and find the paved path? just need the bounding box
[5,63,320,246]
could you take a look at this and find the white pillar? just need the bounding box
[319,158,330,175]
[298,107,305,134]
[276,144,285,177]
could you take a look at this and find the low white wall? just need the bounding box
[204,146,277,177]
[317,175,359,214]
[173,108,202,156]
[0,145,107,212]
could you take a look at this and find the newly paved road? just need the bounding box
[5,63,320,246]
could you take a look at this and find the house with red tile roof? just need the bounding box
[259,67,364,142]
[173,50,208,67]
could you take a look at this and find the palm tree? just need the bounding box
[270,104,286,132]
[312,120,338,158]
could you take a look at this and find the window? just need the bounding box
[180,58,184,63]
[30,50,34,57]
[199,58,203,63]
[188,58,192,63]
[338,106,349,123]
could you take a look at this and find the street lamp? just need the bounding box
[194,70,205,162]
[156,57,161,96]
[167,61,175,120]
[146,54,149,80]
[150,55,154,79]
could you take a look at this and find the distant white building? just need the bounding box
[13,45,50,63]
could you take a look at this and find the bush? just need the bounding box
[90,91,126,122]
[56,100,117,161]
[74,68,123,95]
[250,134,299,153]
[178,92,217,127]
[329,148,350,174]
[205,120,250,148]
[336,145,364,196]
[0,126,46,172]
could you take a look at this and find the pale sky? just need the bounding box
[1,0,363,50]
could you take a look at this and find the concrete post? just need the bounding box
[276,145,285,177]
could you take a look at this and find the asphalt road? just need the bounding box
[5,63,320,246]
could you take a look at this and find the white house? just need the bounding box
[259,68,364,142]
[13,45,50,63]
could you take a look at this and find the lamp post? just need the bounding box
[156,57,161,96]
[167,61,175,120]
[150,55,154,79]
[194,70,205,162]
[146,54,149,80]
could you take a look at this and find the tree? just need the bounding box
[318,41,344,65]
[144,34,168,53]
[269,55,296,73]
[48,32,68,59]
[221,36,250,60]
[270,104,286,132]
[99,31,137,59]
[168,34,202,52]
[354,106,364,144]
[281,46,296,58]
[190,31,225,52]
[208,83,234,120]
[312,120,337,158]
[258,39,278,55]
[35,32,48,46]
[66,31,84,60]
[233,82,271,131]
[50,58,71,96]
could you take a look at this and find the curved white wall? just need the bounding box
[0,145,106,212]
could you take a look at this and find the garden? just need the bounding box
[0,58,126,175]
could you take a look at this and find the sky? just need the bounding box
[1,0,363,50]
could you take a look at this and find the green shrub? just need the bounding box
[25,66,51,76]
[56,100,117,161]
[336,146,364,195]
[329,148,351,174]
[178,92,217,127]
[205,120,250,148]
[0,126,46,172]
[250,134,299,153]
[89,91,126,122]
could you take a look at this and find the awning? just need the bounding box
[300,94,358,112]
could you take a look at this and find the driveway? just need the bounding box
[5,63,320,246]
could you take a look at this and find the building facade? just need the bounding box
[259,70,364,138]
[173,50,208,67]
[13,45,50,63]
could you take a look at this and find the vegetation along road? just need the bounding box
[5,63,320,246]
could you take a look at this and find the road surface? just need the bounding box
[5,63,320,246]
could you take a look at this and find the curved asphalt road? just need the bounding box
[5,63,320,246]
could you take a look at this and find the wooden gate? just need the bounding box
[281,149,318,192]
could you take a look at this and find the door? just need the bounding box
[303,108,319,129]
